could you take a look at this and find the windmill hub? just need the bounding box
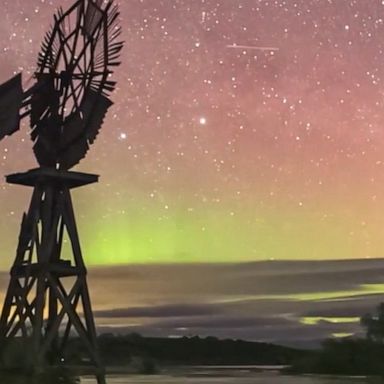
[59,70,72,89]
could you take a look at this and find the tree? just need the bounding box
[361,303,384,343]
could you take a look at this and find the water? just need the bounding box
[0,368,374,384]
[80,373,371,384]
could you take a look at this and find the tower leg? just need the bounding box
[0,170,104,382]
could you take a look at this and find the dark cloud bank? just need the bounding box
[83,259,384,348]
[3,259,384,348]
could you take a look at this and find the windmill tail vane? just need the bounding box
[0,73,23,140]
[0,1,123,383]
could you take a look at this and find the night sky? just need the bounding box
[1,0,384,345]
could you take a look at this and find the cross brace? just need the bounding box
[0,168,105,384]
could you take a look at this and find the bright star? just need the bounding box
[199,117,207,125]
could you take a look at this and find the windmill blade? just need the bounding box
[30,0,123,169]
[30,74,59,133]
[58,88,112,169]
[84,0,104,37]
[30,74,61,167]
[0,74,23,140]
[32,115,61,167]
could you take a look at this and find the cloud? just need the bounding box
[94,303,222,319]
[148,314,294,330]
[1,259,383,347]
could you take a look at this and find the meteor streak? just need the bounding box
[227,44,279,51]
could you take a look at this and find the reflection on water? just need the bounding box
[0,370,374,384]
[80,373,371,384]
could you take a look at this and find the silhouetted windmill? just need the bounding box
[0,1,123,383]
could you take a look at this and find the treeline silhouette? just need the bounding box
[290,302,384,375]
[94,333,307,367]
[290,338,384,375]
[0,333,307,375]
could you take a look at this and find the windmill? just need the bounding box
[0,1,123,382]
